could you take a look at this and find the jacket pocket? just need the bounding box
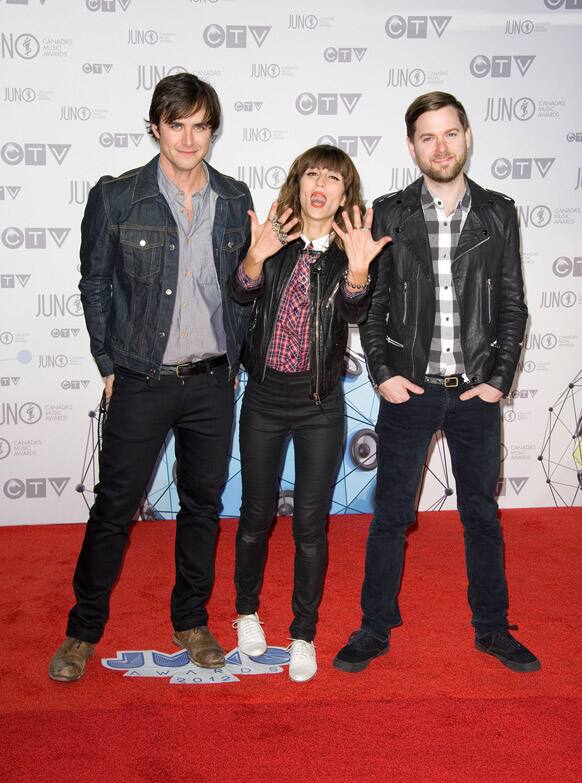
[119,228,164,283]
[223,227,247,255]
[386,336,404,348]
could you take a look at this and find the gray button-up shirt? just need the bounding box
[157,162,227,364]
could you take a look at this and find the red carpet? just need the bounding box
[0,509,580,781]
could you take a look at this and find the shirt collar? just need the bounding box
[301,233,330,252]
[421,178,471,215]
[157,161,210,203]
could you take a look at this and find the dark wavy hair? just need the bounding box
[405,91,469,140]
[277,145,365,249]
[146,73,221,137]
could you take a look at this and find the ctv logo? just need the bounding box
[203,25,271,48]
[1,143,71,166]
[86,1,133,11]
[317,135,382,157]
[385,15,452,38]
[4,477,70,500]
[296,93,362,115]
[1,227,70,249]
[491,158,555,179]
[496,477,529,496]
[470,55,535,77]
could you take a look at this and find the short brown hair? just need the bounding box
[405,92,469,140]
[147,73,221,137]
[277,145,365,249]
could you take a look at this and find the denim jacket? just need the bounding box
[78,155,253,380]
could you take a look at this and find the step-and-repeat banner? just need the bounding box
[1,0,581,524]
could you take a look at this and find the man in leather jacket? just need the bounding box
[49,74,252,682]
[334,92,540,675]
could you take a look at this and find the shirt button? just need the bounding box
[444,286,448,290]
[446,348,451,352]
[443,222,447,227]
[139,239,147,247]
[165,289,172,296]
[169,243,176,251]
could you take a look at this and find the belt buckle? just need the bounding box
[444,376,459,388]
[175,361,190,378]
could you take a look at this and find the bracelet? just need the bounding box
[343,269,371,290]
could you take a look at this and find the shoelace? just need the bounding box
[232,615,264,631]
[483,625,521,650]
[287,639,315,658]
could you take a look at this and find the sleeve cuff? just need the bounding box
[237,263,263,290]
[341,281,369,300]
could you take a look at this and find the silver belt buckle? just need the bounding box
[444,376,459,388]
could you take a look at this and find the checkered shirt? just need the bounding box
[421,181,472,376]
[237,239,326,373]
[265,243,322,372]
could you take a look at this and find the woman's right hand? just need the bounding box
[243,201,301,280]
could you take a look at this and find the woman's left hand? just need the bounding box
[332,206,392,285]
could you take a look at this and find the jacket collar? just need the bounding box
[394,176,492,275]
[400,175,491,211]
[132,154,247,203]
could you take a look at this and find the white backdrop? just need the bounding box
[1,0,581,525]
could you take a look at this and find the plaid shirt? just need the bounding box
[237,235,328,372]
[421,181,472,376]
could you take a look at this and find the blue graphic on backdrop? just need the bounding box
[77,333,457,516]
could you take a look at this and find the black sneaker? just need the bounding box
[333,629,390,673]
[475,628,541,672]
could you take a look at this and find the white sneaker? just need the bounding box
[233,613,267,657]
[288,639,317,682]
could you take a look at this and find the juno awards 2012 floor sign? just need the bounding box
[102,646,291,685]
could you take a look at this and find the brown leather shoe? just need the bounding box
[48,637,95,682]
[173,626,225,668]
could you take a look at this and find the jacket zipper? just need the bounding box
[410,266,420,364]
[326,280,340,308]
[454,235,490,263]
[313,268,322,404]
[403,281,408,324]
[487,278,492,323]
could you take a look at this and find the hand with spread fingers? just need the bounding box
[332,206,392,290]
[242,201,301,281]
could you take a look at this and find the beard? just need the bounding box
[418,150,467,183]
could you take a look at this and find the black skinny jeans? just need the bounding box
[67,364,234,644]
[361,382,509,640]
[235,369,345,641]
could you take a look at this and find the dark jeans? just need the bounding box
[235,369,345,641]
[361,383,508,639]
[67,364,234,644]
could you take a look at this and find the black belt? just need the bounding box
[424,374,466,389]
[160,355,228,377]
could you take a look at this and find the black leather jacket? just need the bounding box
[228,240,372,401]
[361,177,527,396]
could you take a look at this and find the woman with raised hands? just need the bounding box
[228,145,391,682]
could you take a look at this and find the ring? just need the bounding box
[358,226,370,231]
[271,217,288,245]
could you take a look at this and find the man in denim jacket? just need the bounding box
[49,74,253,682]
